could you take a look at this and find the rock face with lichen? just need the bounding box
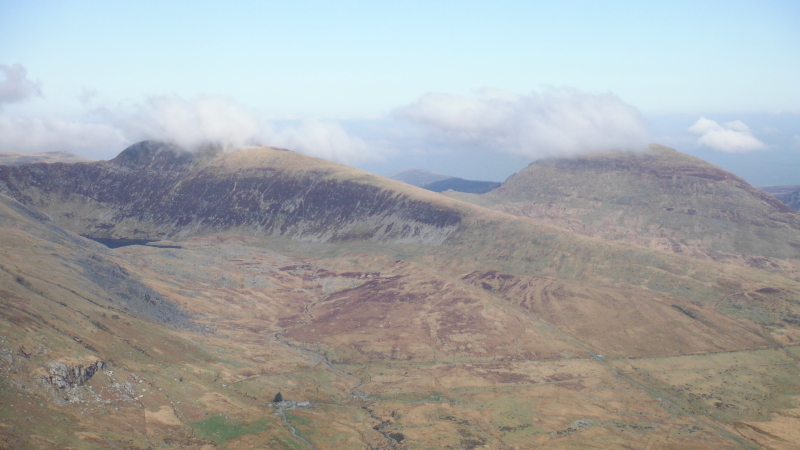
[39,358,107,389]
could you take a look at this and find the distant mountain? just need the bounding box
[388,167,501,194]
[0,150,95,165]
[424,177,501,193]
[387,168,452,187]
[446,144,800,268]
[761,185,800,211]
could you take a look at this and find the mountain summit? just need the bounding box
[448,144,800,267]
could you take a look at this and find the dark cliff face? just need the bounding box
[0,141,463,243]
[164,169,461,236]
[0,142,198,208]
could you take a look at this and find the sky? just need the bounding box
[1,0,799,185]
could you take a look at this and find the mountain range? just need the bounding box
[1,141,799,449]
[0,150,95,166]
[388,168,501,194]
[761,185,800,211]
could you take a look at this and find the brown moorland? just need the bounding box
[0,142,799,449]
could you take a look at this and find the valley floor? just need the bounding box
[4,231,799,449]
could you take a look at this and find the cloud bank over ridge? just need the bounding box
[0,65,648,164]
[0,116,127,157]
[95,95,373,163]
[0,65,372,163]
[395,88,649,158]
[102,95,265,150]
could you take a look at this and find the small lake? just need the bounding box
[84,237,182,249]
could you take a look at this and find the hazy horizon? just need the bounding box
[2,1,798,185]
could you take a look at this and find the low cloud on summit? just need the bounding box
[394,88,649,158]
[0,66,372,163]
[688,117,765,153]
[4,63,781,172]
[270,120,370,164]
[0,65,648,163]
[97,95,373,163]
[102,95,265,150]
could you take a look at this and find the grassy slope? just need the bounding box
[3,146,800,448]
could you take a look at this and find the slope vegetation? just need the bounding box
[2,141,800,448]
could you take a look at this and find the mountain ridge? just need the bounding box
[4,140,800,448]
[388,167,502,194]
[0,141,464,244]
[0,150,96,166]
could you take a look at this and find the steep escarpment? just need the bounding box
[0,193,193,328]
[141,166,461,242]
[0,140,206,217]
[0,141,463,244]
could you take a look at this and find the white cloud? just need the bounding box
[0,94,375,163]
[100,95,267,150]
[0,116,128,158]
[109,95,374,162]
[0,64,42,106]
[394,88,648,158]
[688,117,765,153]
[271,120,374,164]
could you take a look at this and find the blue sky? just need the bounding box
[1,0,799,184]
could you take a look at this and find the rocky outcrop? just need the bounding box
[77,254,192,327]
[40,358,107,389]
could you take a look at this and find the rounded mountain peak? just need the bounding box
[109,140,222,169]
